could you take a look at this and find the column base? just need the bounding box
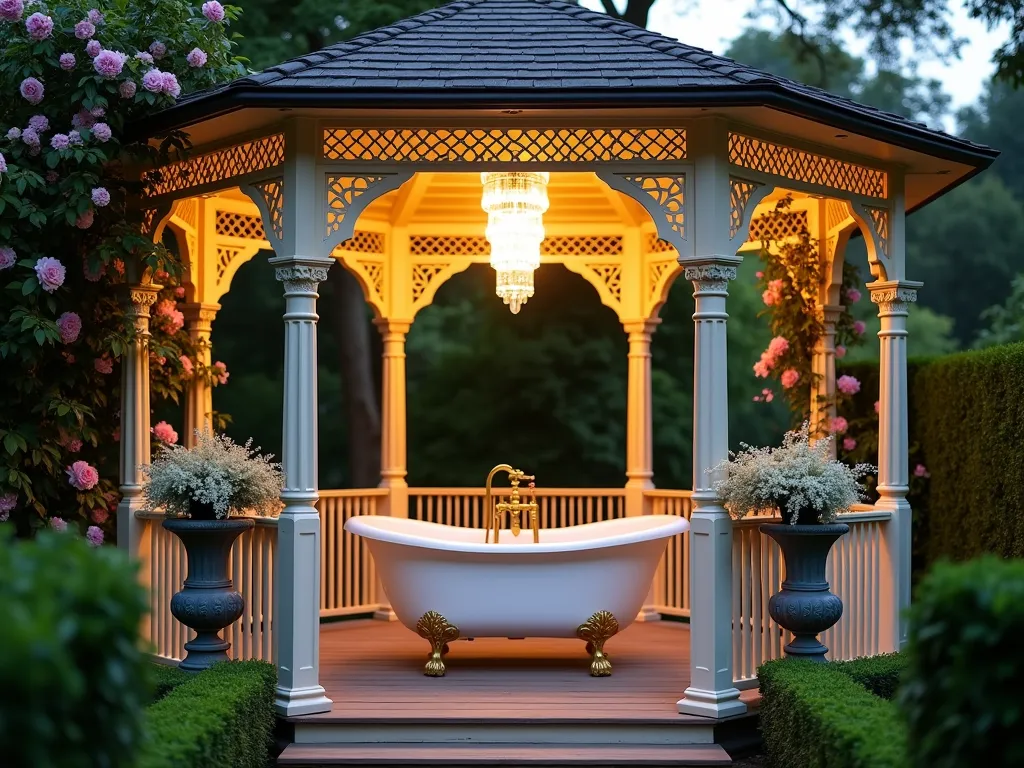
[677,686,746,719]
[275,684,334,717]
[635,606,662,623]
[374,604,399,622]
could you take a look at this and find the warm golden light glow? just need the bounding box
[480,171,550,314]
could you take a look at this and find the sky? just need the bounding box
[581,0,1008,114]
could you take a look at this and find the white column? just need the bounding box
[870,280,920,652]
[678,258,746,719]
[272,255,334,716]
[181,302,219,446]
[117,283,160,559]
[810,304,843,452]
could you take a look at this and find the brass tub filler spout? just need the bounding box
[484,464,539,543]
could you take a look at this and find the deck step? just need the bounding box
[277,742,732,766]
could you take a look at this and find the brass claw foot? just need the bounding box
[577,610,619,677]
[416,611,459,677]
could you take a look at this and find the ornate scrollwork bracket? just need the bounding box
[416,610,460,677]
[576,610,620,677]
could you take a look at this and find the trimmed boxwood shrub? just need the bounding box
[137,660,277,768]
[759,658,908,768]
[150,663,192,701]
[833,652,908,700]
[899,557,1024,768]
[0,531,151,768]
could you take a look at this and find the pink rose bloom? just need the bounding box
[0,0,23,22]
[914,464,930,478]
[202,1,225,22]
[168,309,184,333]
[873,400,880,414]
[761,288,778,307]
[57,311,82,344]
[68,130,82,146]
[755,271,764,278]
[86,39,101,57]
[112,258,124,275]
[830,416,849,435]
[152,421,178,445]
[86,525,104,546]
[780,369,800,389]
[213,361,229,384]
[50,133,69,150]
[119,80,136,98]
[756,387,774,403]
[768,336,789,358]
[156,355,166,366]
[846,288,862,303]
[74,19,95,39]
[0,152,6,174]
[34,256,65,292]
[134,51,154,65]
[835,345,847,359]
[92,122,111,142]
[91,508,109,524]
[154,298,175,317]
[21,127,39,147]
[753,358,770,378]
[91,187,110,207]
[25,12,53,40]
[149,40,167,58]
[154,269,170,282]
[28,114,48,132]
[76,209,94,229]
[19,77,44,105]
[49,516,67,532]
[160,71,180,98]
[59,52,76,70]
[87,8,103,24]
[94,356,113,374]
[837,375,861,395]
[842,437,857,452]
[179,354,194,376]
[93,49,126,78]
[853,320,867,335]
[67,460,99,491]
[186,47,208,68]
[0,247,15,270]
[6,127,20,140]
[90,106,105,118]
[67,439,82,453]
[174,286,185,298]
[142,68,165,93]
[0,491,16,516]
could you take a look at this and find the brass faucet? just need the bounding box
[484,464,539,544]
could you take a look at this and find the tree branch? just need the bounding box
[599,0,622,18]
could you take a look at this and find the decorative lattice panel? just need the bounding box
[649,260,677,304]
[748,211,810,243]
[646,234,677,254]
[251,178,284,242]
[411,264,449,303]
[866,206,890,258]
[544,236,622,256]
[585,264,623,301]
[826,199,851,232]
[336,230,386,254]
[729,178,762,239]
[729,133,886,199]
[323,128,687,163]
[325,175,386,239]
[410,236,490,257]
[216,211,266,240]
[176,198,198,230]
[216,246,245,280]
[621,175,685,240]
[408,235,624,258]
[148,134,285,196]
[141,208,158,235]
[358,260,384,300]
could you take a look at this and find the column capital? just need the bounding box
[622,318,661,338]
[373,318,412,338]
[868,280,922,314]
[124,283,161,318]
[270,255,334,293]
[181,302,221,331]
[682,255,742,293]
[817,304,845,326]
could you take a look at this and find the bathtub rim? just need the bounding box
[343,513,689,555]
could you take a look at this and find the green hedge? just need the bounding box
[138,660,277,768]
[0,531,151,768]
[899,557,1024,768]
[150,663,192,701]
[832,652,908,700]
[759,658,908,768]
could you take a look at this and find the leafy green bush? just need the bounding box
[833,652,908,700]
[150,663,191,701]
[759,658,908,768]
[899,557,1024,768]
[138,660,277,768]
[0,531,151,767]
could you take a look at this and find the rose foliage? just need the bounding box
[0,0,243,538]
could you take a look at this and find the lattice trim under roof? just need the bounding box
[646,234,677,254]
[408,235,625,258]
[411,263,449,303]
[585,263,623,302]
[215,211,266,240]
[336,230,386,255]
[729,133,886,199]
[748,211,810,243]
[729,178,762,239]
[866,206,890,258]
[322,128,686,163]
[325,175,386,239]
[146,134,285,197]
[250,177,284,242]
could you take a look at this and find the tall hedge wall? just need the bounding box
[840,341,1024,568]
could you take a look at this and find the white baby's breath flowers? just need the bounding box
[140,430,283,518]
[710,423,874,525]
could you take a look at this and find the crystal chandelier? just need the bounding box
[480,171,550,314]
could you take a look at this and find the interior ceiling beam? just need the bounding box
[390,172,435,227]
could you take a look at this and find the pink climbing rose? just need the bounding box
[202,1,225,22]
[914,464,930,478]
[186,47,207,68]
[780,369,800,389]
[91,508,109,524]
[74,19,95,39]
[835,345,847,359]
[25,11,53,40]
[846,288,862,303]
[0,492,15,522]
[152,421,178,445]
[28,114,48,132]
[85,39,101,57]
[67,460,99,491]
[836,374,861,395]
[50,133,69,150]
[91,187,110,207]
[0,0,24,22]
[843,437,857,452]
[59,52,76,70]
[853,320,867,335]
[57,311,82,344]
[19,77,44,104]
[213,361,229,384]
[874,400,880,414]
[34,257,66,292]
[94,356,113,374]
[87,8,103,24]
[119,80,136,98]
[149,40,167,58]
[767,336,789,358]
[0,247,15,270]
[86,525,104,546]
[93,49,126,78]
[179,355,194,376]
[829,416,849,435]
[50,516,68,532]
[92,122,112,142]
[753,357,771,378]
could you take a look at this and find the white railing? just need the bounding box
[730,506,890,687]
[139,511,278,664]
[646,490,694,618]
[317,489,388,617]
[409,487,627,529]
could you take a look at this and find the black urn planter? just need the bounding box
[760,522,849,662]
[163,516,254,672]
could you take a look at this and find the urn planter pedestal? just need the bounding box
[163,517,254,672]
[759,522,849,662]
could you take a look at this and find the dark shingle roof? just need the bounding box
[146,0,994,168]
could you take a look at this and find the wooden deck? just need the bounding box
[279,619,758,766]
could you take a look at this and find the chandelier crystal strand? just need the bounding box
[480,171,550,314]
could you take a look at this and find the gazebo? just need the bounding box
[122,0,995,737]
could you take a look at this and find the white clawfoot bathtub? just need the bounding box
[344,514,689,638]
